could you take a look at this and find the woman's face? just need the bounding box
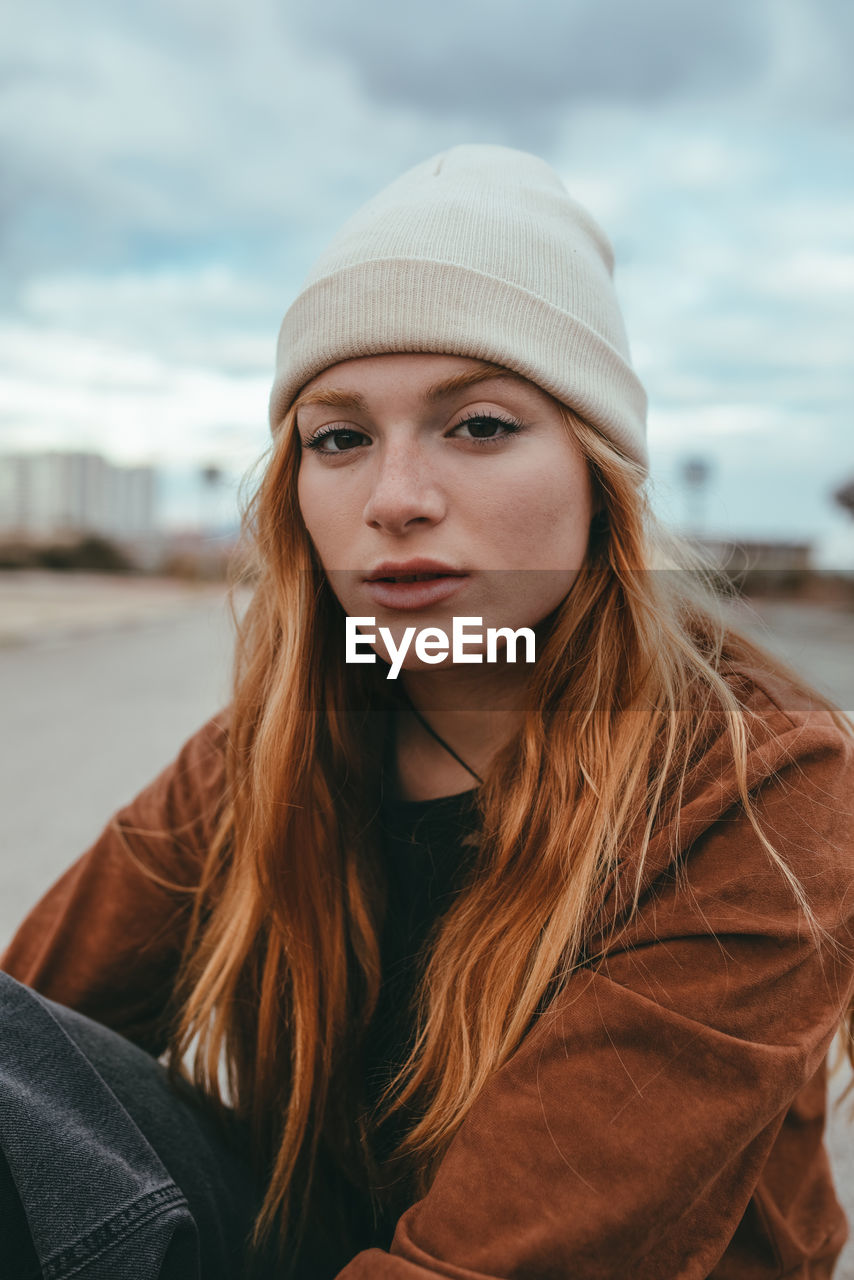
[295,353,595,672]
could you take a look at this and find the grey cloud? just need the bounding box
[292,0,773,119]
[2,0,849,292]
[0,0,398,283]
[784,0,854,122]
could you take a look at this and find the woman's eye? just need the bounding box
[303,414,522,453]
[451,413,523,442]
[305,427,369,454]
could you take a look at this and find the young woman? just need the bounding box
[2,144,854,1280]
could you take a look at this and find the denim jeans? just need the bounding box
[0,971,285,1280]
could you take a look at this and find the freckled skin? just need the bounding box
[296,352,594,674]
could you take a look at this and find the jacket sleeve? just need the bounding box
[337,716,854,1279]
[0,712,229,1055]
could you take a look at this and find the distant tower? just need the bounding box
[200,464,224,535]
[680,457,712,536]
[833,477,854,519]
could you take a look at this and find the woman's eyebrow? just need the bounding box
[294,388,368,412]
[294,366,523,415]
[424,367,524,402]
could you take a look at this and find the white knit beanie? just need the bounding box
[269,144,648,471]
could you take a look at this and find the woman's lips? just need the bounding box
[364,573,469,611]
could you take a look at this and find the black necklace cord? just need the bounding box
[397,687,484,786]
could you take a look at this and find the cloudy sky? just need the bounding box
[1,0,852,558]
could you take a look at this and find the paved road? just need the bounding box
[0,592,237,943]
[0,580,852,1270]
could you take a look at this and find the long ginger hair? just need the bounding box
[164,363,854,1256]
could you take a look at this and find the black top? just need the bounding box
[366,785,481,1111]
[305,776,484,1271]
[324,781,481,1256]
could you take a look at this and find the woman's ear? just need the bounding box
[586,471,610,548]
[588,472,608,524]
[589,507,609,538]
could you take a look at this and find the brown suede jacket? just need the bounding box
[3,660,854,1278]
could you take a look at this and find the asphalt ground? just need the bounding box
[1,573,852,1270]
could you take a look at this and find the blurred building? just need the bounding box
[693,536,815,596]
[0,452,156,541]
[696,538,812,573]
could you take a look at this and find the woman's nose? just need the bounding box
[362,442,446,534]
